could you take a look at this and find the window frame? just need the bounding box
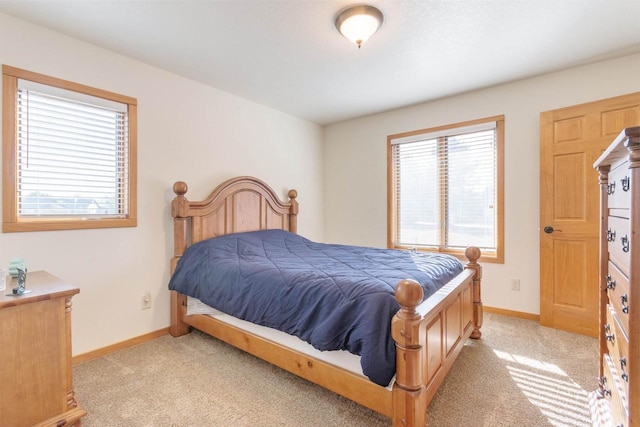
[387,115,504,263]
[2,65,137,232]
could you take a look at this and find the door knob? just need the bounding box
[544,226,554,234]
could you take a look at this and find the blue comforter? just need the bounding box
[168,229,463,386]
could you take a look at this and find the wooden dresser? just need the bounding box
[0,271,86,426]
[591,126,639,427]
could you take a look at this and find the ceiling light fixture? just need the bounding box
[335,5,384,49]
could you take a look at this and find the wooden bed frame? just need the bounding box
[169,176,483,427]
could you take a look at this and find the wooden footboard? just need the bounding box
[392,247,482,426]
[168,177,483,426]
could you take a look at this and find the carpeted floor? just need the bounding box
[73,313,598,426]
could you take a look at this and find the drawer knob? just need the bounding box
[600,375,607,387]
[621,293,629,314]
[619,357,629,381]
[604,324,615,342]
[607,229,616,242]
[621,176,630,192]
[621,235,629,253]
[599,375,612,397]
[605,274,616,290]
[607,181,616,195]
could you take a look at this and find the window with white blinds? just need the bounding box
[17,80,129,218]
[388,116,504,262]
[2,66,137,232]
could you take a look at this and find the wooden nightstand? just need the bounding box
[0,271,86,426]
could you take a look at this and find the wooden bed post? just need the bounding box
[464,247,483,339]
[392,279,427,427]
[170,181,190,337]
[287,189,298,233]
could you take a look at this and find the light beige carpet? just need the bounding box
[73,313,598,426]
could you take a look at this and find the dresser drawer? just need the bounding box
[606,261,630,334]
[607,160,631,210]
[607,216,630,277]
[602,353,628,427]
[605,305,630,398]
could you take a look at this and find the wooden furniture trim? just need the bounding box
[596,162,611,385]
[592,126,639,426]
[72,328,169,365]
[483,305,541,321]
[0,271,80,307]
[2,65,137,232]
[33,407,87,427]
[169,176,483,426]
[626,128,640,426]
[386,115,504,264]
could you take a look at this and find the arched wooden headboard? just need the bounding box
[170,176,298,273]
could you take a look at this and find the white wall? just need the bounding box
[0,13,324,355]
[323,53,640,315]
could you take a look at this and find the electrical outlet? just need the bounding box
[511,279,520,291]
[141,291,152,310]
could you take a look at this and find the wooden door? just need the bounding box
[540,93,640,337]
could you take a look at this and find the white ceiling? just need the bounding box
[1,0,639,125]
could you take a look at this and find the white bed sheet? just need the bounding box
[187,296,394,389]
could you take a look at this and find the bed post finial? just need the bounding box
[392,279,426,427]
[172,181,189,219]
[288,189,299,233]
[464,246,483,339]
[395,279,423,312]
[173,181,188,197]
[464,246,480,263]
